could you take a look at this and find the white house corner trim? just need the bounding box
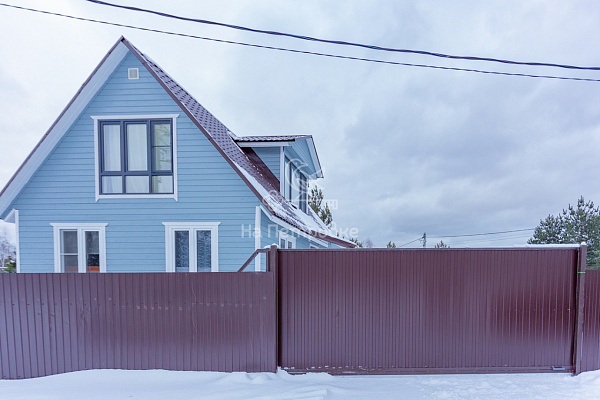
[279,146,285,194]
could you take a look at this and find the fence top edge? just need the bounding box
[279,245,583,251]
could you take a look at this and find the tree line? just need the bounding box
[310,186,598,266]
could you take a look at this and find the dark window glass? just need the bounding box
[196,230,212,272]
[99,119,173,195]
[175,230,189,272]
[61,229,79,273]
[85,231,100,273]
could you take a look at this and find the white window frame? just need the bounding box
[92,114,179,201]
[51,223,107,273]
[278,231,296,249]
[163,222,220,272]
[282,157,308,212]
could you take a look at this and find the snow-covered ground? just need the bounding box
[1,369,600,399]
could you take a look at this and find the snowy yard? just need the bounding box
[1,369,600,399]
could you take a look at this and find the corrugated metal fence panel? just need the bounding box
[582,270,600,373]
[0,272,276,379]
[279,248,578,374]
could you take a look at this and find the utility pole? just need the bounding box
[422,232,426,248]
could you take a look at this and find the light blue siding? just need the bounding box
[286,140,319,178]
[252,147,281,181]
[11,52,260,272]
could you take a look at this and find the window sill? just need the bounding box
[96,193,178,201]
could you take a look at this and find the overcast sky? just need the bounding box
[1,0,599,247]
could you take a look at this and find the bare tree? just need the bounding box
[0,226,16,270]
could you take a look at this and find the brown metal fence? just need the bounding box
[2,246,599,379]
[583,270,600,373]
[0,272,276,379]
[278,247,584,374]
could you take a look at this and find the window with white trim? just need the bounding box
[52,224,107,273]
[278,231,296,249]
[164,223,220,272]
[98,118,174,195]
[284,157,308,213]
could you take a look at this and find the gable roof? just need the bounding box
[0,36,353,248]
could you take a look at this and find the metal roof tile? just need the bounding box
[123,39,352,248]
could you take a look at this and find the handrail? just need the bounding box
[237,248,270,272]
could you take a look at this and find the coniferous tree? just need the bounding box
[3,256,16,273]
[528,196,600,268]
[349,237,363,248]
[434,240,449,248]
[387,241,397,248]
[308,186,333,228]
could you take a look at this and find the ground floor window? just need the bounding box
[278,231,296,249]
[163,222,220,272]
[51,223,107,273]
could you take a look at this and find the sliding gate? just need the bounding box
[278,247,587,374]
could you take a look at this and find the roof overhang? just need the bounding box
[237,141,291,147]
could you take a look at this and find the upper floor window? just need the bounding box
[284,158,308,213]
[94,115,178,198]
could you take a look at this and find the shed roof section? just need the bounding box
[235,135,323,179]
[0,36,353,248]
[235,135,311,142]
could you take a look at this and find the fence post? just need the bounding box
[268,244,279,371]
[573,244,587,375]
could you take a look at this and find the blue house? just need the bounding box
[0,37,353,274]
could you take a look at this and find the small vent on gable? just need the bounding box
[128,68,139,80]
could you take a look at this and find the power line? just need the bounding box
[85,0,600,72]
[1,3,599,83]
[428,228,535,239]
[397,237,423,248]
[446,234,533,246]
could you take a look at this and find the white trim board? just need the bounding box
[306,137,324,179]
[0,42,130,216]
[279,146,285,195]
